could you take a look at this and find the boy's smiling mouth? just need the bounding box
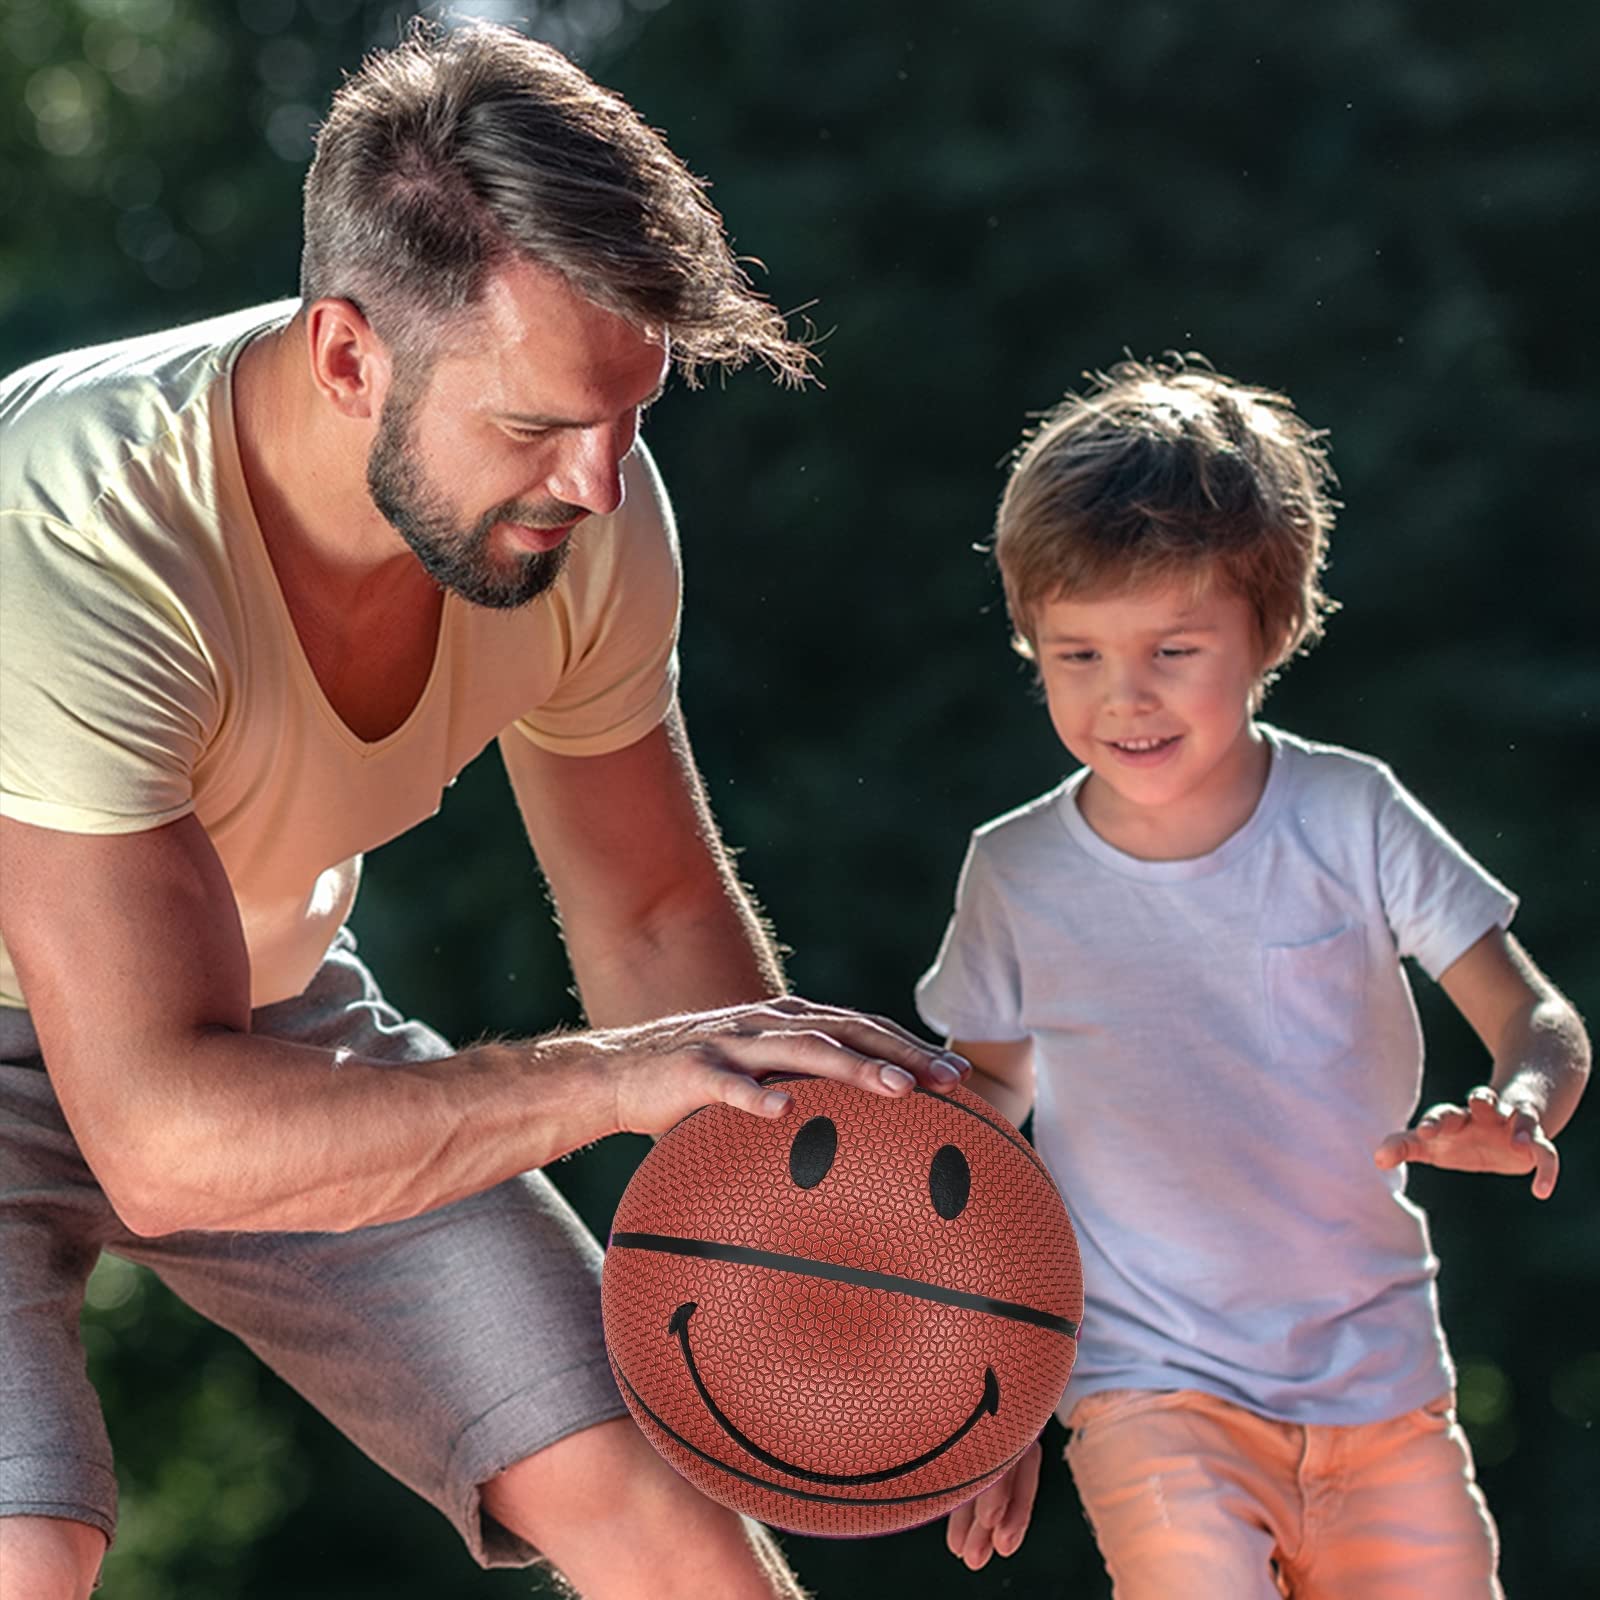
[1105,735,1181,756]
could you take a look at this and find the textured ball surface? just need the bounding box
[602,1077,1082,1536]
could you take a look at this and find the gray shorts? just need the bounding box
[0,931,627,1568]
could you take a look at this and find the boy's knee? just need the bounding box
[0,1514,108,1600]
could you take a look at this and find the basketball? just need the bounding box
[602,1075,1082,1537]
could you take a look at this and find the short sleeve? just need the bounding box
[0,511,215,834]
[511,440,681,756]
[915,836,1028,1042]
[1374,764,1517,980]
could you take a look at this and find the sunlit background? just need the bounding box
[4,1,1597,1594]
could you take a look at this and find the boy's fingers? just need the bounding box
[994,1443,1042,1554]
[1506,1106,1559,1195]
[973,1477,1008,1530]
[1417,1103,1468,1138]
[1465,1087,1505,1123]
[1507,1107,1541,1149]
[959,1520,995,1571]
[946,1501,974,1557]
[1374,1130,1418,1168]
[1530,1132,1560,1199]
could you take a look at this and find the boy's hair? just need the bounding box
[995,355,1338,690]
[300,18,809,386]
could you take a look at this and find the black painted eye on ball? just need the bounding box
[789,1116,838,1189]
[929,1144,971,1219]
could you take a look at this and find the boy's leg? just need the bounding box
[1063,1389,1296,1600]
[483,1419,805,1599]
[1285,1394,1502,1600]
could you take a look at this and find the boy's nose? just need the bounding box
[1103,663,1159,714]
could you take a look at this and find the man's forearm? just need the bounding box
[563,871,786,1027]
[98,874,782,1234]
[87,1028,611,1239]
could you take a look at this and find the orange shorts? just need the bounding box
[1064,1387,1502,1600]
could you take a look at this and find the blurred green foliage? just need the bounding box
[4,0,1596,1594]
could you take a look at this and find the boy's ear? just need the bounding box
[1260,620,1296,671]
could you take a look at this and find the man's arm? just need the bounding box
[1374,927,1589,1199]
[0,805,959,1239]
[498,703,782,1024]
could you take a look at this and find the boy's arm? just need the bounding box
[949,1036,1035,1128]
[1374,928,1590,1200]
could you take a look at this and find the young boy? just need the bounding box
[915,358,1589,1598]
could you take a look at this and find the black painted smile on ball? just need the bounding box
[606,1093,1079,1507]
[668,1300,999,1485]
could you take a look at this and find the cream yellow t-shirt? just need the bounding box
[0,304,681,1009]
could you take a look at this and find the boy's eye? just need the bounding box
[1056,650,1098,664]
[1157,646,1199,659]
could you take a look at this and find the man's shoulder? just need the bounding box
[1,303,296,520]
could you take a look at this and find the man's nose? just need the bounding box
[544,422,632,517]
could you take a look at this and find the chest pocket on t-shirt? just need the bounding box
[1263,924,1366,1069]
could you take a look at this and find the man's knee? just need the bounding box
[483,1416,682,1534]
[481,1421,801,1600]
[0,1515,108,1600]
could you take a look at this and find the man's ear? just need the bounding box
[304,298,391,420]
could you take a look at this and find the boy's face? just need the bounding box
[1032,577,1268,847]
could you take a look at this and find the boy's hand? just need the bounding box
[1374,1085,1560,1199]
[946,1439,1040,1570]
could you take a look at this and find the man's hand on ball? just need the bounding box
[598,996,972,1136]
[1374,1084,1560,1199]
[946,1439,1040,1570]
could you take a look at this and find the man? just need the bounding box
[0,22,965,1599]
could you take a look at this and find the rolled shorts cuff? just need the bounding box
[0,1455,118,1544]
[445,1349,629,1569]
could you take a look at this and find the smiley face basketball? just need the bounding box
[601,1077,1082,1536]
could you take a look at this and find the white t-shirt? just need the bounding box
[0,305,682,1009]
[916,725,1516,1425]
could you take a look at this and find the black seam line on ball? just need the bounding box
[909,1086,1049,1177]
[670,1301,999,1485]
[609,1233,1080,1339]
[612,1359,1037,1506]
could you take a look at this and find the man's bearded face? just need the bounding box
[366,380,580,610]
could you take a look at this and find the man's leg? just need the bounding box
[483,1419,806,1600]
[0,1060,121,1600]
[0,1517,107,1600]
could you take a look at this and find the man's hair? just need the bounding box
[300,18,809,384]
[994,356,1338,687]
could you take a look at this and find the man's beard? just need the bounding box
[366,390,578,610]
